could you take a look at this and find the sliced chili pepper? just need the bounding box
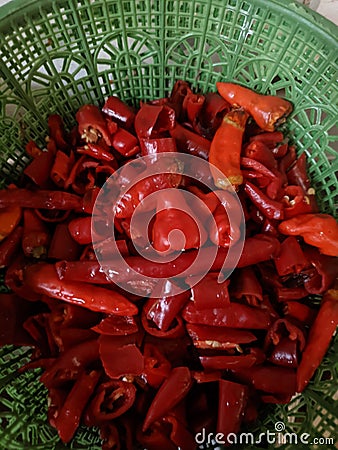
[200,354,258,370]
[274,236,309,276]
[168,80,192,118]
[192,370,222,383]
[137,422,177,450]
[76,104,112,146]
[50,150,75,187]
[183,301,271,329]
[67,216,92,245]
[144,288,190,332]
[102,96,135,129]
[142,343,171,388]
[24,146,56,188]
[0,188,82,210]
[152,188,207,252]
[92,315,138,336]
[209,108,249,188]
[58,327,98,352]
[187,324,256,350]
[182,91,205,126]
[162,415,196,450]
[244,141,277,171]
[230,267,263,306]
[297,289,338,392]
[25,263,138,315]
[143,366,192,431]
[279,213,338,257]
[34,208,71,223]
[195,92,230,139]
[48,114,69,151]
[216,82,292,131]
[77,141,115,162]
[48,387,68,429]
[85,379,136,425]
[217,380,248,443]
[22,209,50,258]
[241,157,282,199]
[186,272,230,309]
[140,136,177,156]
[249,131,284,148]
[0,204,21,242]
[40,338,99,389]
[283,185,314,218]
[5,255,41,302]
[283,301,316,327]
[142,305,185,339]
[303,246,338,294]
[55,369,101,443]
[64,156,98,195]
[48,223,82,261]
[244,181,284,220]
[25,140,43,159]
[134,104,176,139]
[0,225,23,269]
[110,127,140,157]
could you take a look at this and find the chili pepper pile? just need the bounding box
[0,80,337,449]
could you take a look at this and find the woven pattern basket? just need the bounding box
[0,0,337,449]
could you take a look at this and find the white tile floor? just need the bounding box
[0,0,337,24]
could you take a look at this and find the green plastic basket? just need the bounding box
[0,0,337,449]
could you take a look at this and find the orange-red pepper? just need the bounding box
[279,213,338,257]
[216,82,292,132]
[209,108,248,189]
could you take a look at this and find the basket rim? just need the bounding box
[0,0,337,45]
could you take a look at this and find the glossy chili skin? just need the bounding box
[0,188,82,211]
[76,104,112,146]
[274,236,309,276]
[22,209,50,258]
[143,366,193,431]
[279,213,338,257]
[48,223,82,261]
[134,104,175,139]
[55,369,101,443]
[142,343,172,388]
[209,108,249,188]
[23,145,56,188]
[25,263,138,316]
[51,150,75,187]
[102,96,135,129]
[216,82,293,132]
[48,114,69,151]
[170,123,210,159]
[244,181,284,220]
[297,289,338,392]
[0,204,21,242]
[217,380,248,444]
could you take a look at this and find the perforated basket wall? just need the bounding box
[0,0,337,449]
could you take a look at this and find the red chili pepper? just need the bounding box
[230,267,263,306]
[274,236,309,276]
[297,289,338,392]
[99,335,144,379]
[183,301,271,329]
[0,204,21,242]
[169,123,210,160]
[303,246,338,295]
[143,343,172,388]
[25,140,43,158]
[244,181,284,220]
[85,379,136,425]
[191,370,222,383]
[67,216,92,245]
[48,114,69,151]
[279,213,338,257]
[200,354,258,370]
[34,208,71,224]
[143,366,192,431]
[167,80,192,117]
[48,223,82,261]
[186,272,230,309]
[142,308,186,339]
[152,188,207,252]
[40,339,99,388]
[0,225,23,269]
[55,369,101,443]
[137,422,177,450]
[144,288,190,332]
[217,380,248,444]
[264,318,306,368]
[195,92,230,139]
[50,150,75,187]
[209,108,249,188]
[110,126,140,157]
[140,136,177,156]
[92,315,138,335]
[287,152,311,192]
[249,131,284,148]
[25,263,138,315]
[216,82,293,131]
[162,415,196,450]
[0,188,82,210]
[134,104,175,139]
[244,140,277,171]
[64,155,98,195]
[282,185,314,218]
[102,96,135,129]
[182,91,205,125]
[22,209,50,258]
[241,157,282,199]
[57,328,98,352]
[76,104,112,146]
[187,324,256,350]
[77,141,115,162]
[283,301,316,327]
[24,146,56,188]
